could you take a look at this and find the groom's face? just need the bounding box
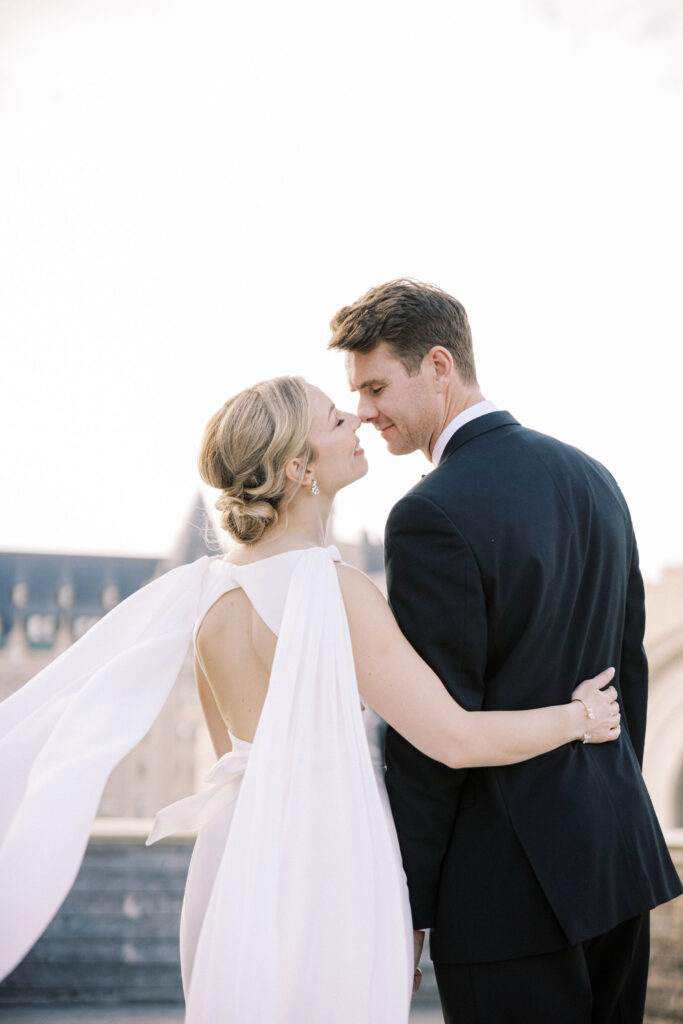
[345,342,438,456]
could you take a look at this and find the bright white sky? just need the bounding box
[1,0,681,579]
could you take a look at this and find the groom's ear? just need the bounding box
[428,346,454,391]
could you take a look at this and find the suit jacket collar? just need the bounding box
[439,410,519,463]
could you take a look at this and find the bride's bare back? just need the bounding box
[196,588,277,747]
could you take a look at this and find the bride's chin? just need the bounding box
[339,459,369,490]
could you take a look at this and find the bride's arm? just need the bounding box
[337,564,619,769]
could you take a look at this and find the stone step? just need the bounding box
[43,914,181,941]
[645,935,683,965]
[0,963,183,1005]
[48,891,183,916]
[80,847,192,870]
[650,921,683,943]
[55,875,187,895]
[71,869,189,888]
[647,964,683,992]
[0,840,188,1007]
[17,938,180,964]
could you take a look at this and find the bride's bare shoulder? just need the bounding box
[335,560,372,586]
[334,561,401,654]
[335,561,387,609]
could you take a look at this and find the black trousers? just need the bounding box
[434,914,650,1024]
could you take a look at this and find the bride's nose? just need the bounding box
[349,413,362,430]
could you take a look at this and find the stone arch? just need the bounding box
[643,631,683,830]
[675,763,683,828]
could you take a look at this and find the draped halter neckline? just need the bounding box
[219,544,341,569]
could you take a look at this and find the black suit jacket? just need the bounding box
[384,411,681,964]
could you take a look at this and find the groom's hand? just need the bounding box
[412,930,425,993]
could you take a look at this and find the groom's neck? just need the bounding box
[425,385,486,462]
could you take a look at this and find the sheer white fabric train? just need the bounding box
[0,547,413,1022]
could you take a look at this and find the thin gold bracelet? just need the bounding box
[572,697,596,721]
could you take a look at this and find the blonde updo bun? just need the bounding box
[198,376,313,544]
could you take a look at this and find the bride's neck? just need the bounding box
[231,490,333,560]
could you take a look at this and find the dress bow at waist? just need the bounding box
[146,746,249,845]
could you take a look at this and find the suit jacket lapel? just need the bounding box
[440,411,520,463]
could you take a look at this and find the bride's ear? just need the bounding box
[284,457,315,488]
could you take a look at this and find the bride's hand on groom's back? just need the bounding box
[570,668,621,744]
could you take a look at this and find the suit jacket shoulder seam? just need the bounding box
[388,491,484,579]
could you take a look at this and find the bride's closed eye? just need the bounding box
[336,417,345,426]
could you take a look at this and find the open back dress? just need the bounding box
[0,546,413,1022]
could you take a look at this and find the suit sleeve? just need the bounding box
[384,491,487,930]
[619,533,648,766]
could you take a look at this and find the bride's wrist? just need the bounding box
[568,699,586,742]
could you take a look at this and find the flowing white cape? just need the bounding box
[0,547,412,1022]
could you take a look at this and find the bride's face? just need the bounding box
[305,384,368,495]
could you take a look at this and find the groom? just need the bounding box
[329,280,681,1024]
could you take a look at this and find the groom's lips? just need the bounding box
[379,425,394,437]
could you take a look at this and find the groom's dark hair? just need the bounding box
[328,278,477,383]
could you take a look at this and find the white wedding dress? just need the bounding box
[0,546,413,1022]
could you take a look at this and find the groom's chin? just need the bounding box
[379,425,401,454]
[384,435,415,456]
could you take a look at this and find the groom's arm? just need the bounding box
[384,491,487,929]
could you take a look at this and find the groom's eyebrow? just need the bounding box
[350,377,386,393]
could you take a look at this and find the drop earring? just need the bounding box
[311,480,320,496]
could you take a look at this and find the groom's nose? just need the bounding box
[356,394,377,422]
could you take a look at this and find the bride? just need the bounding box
[0,375,619,1023]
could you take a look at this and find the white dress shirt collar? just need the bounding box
[431,400,499,466]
